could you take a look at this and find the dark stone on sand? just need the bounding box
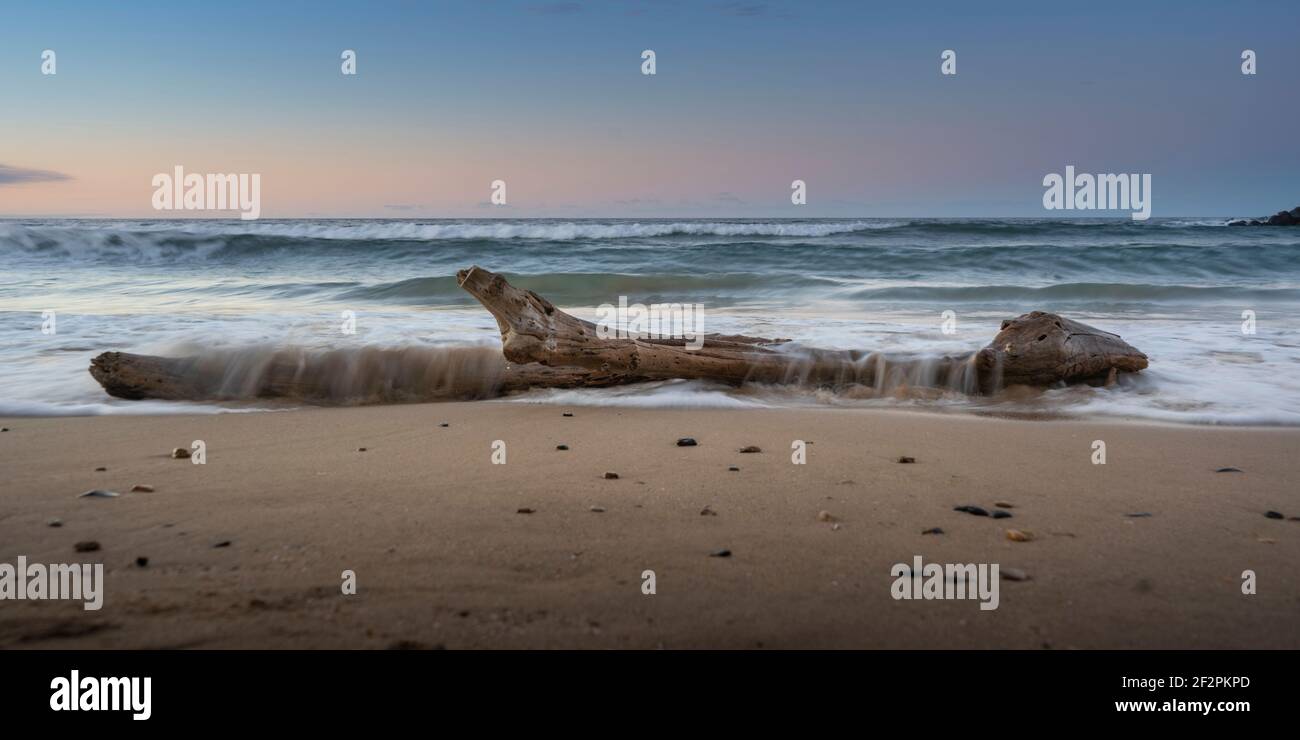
[728,466,740,471]
[47,518,62,528]
[954,505,989,517]
[556,444,569,450]
[562,412,573,417]
[74,541,100,552]
[898,456,916,464]
[676,437,698,447]
[1216,467,1244,473]
[603,471,619,479]
[0,428,8,432]
[387,640,444,650]
[1126,512,1153,518]
[213,540,232,548]
[739,445,761,453]
[79,489,120,499]
[94,467,107,472]
[709,549,732,558]
[922,527,944,535]
[1000,568,1030,582]
[171,447,191,459]
[358,447,367,452]
[1265,511,1284,519]
[589,506,606,513]
[439,422,449,427]
[990,510,1012,519]
[994,501,1014,509]
[517,507,535,514]
[701,505,717,516]
[135,557,148,567]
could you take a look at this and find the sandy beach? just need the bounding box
[2,403,1297,649]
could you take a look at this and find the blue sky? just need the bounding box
[1,0,1296,217]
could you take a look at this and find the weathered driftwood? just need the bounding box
[89,346,644,404]
[456,265,1147,393]
[88,267,1148,404]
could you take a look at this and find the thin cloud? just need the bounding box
[0,164,72,186]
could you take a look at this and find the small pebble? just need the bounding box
[954,505,989,517]
[516,507,535,514]
[1265,511,1284,520]
[816,510,837,523]
[135,557,149,567]
[94,467,107,472]
[47,518,63,528]
[79,489,120,499]
[74,541,100,552]
[991,510,1012,519]
[603,472,619,479]
[898,456,916,464]
[1000,567,1031,582]
[130,484,155,493]
[728,466,740,471]
[0,427,8,432]
[1126,512,1153,518]
[171,447,191,459]
[1005,529,1035,543]
[676,437,698,447]
[831,523,841,531]
[700,505,717,516]
[358,447,367,452]
[738,446,761,453]
[922,527,944,535]
[589,506,606,513]
[1215,467,1243,473]
[439,423,449,428]
[213,540,232,548]
[562,412,573,417]
[556,444,569,450]
[709,549,732,558]
[994,501,1014,509]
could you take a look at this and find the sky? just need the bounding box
[1,0,1297,218]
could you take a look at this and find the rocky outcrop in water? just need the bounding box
[1228,206,1300,226]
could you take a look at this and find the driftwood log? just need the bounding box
[87,265,1148,404]
[89,346,645,404]
[456,265,1147,393]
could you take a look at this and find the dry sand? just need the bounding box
[1,403,1297,649]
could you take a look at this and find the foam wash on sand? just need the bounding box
[2,217,1298,424]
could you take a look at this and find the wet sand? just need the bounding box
[1,403,1297,649]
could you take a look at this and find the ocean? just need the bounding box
[2,217,1298,424]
